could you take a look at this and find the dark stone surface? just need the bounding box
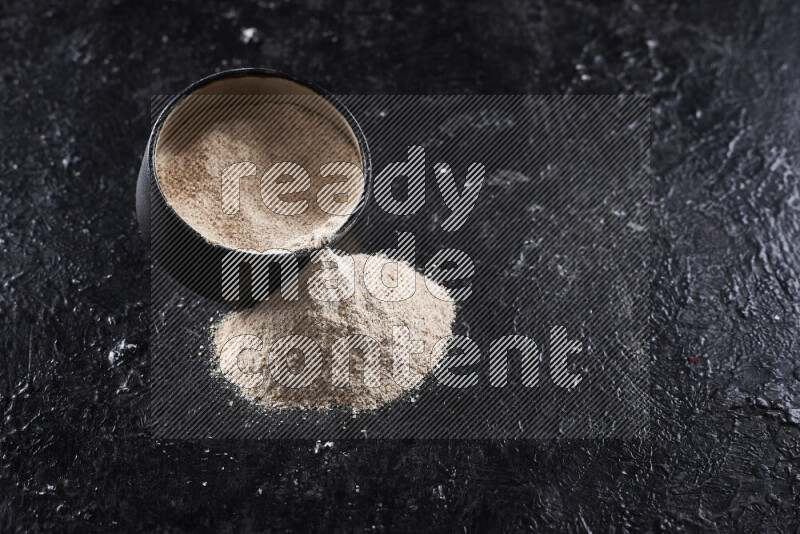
[1,0,798,531]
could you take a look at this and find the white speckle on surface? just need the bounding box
[108,339,136,365]
[314,441,334,453]
[786,408,800,425]
[240,27,258,44]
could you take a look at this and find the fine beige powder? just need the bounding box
[212,251,457,411]
[155,96,363,252]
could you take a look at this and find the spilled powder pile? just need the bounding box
[212,251,457,411]
[155,96,363,252]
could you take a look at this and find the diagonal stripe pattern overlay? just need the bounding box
[148,95,651,439]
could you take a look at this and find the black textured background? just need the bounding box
[1,0,799,531]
